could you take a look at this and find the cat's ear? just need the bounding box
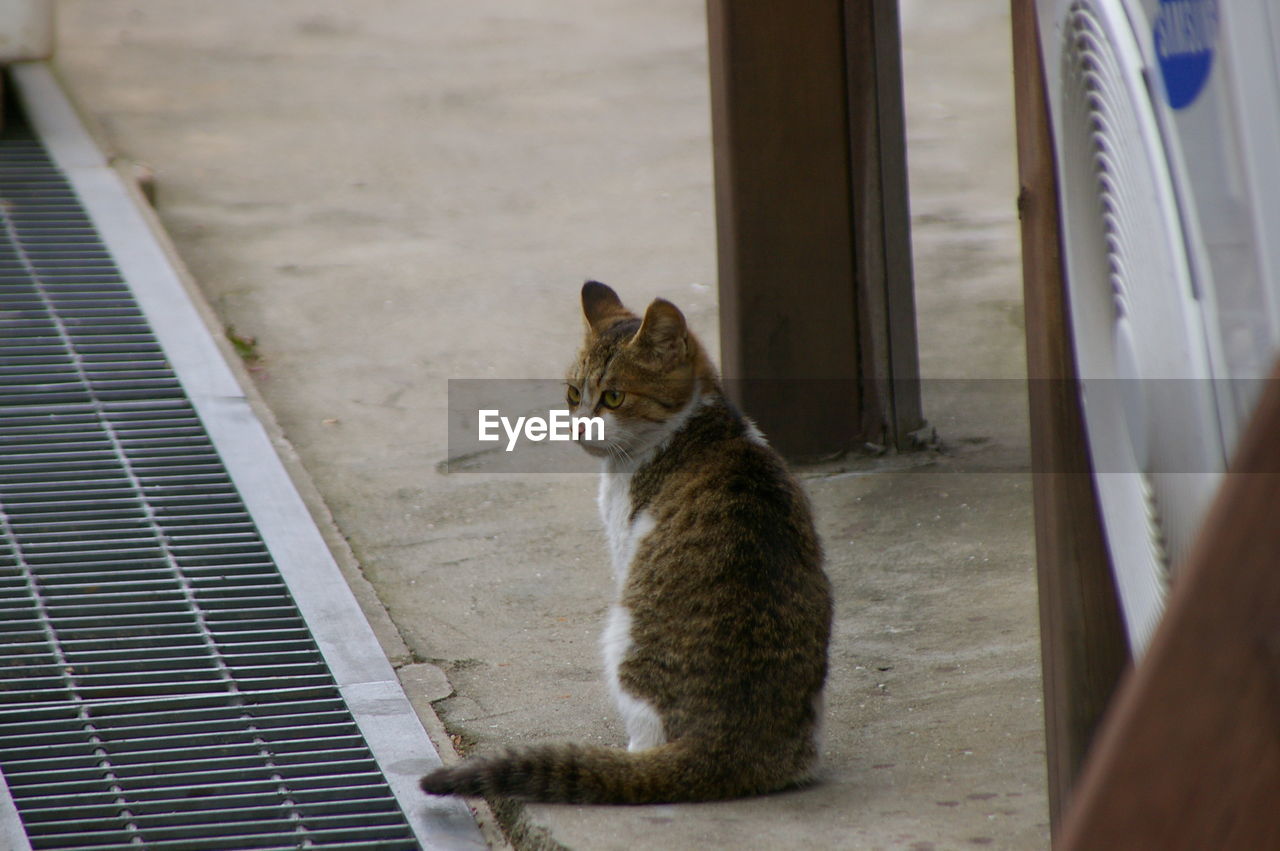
[582,280,630,333]
[630,298,688,366]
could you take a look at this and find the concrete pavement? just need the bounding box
[52,0,1048,847]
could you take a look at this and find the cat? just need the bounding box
[420,280,832,803]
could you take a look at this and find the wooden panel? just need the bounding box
[1008,0,1130,835]
[1060,363,1280,848]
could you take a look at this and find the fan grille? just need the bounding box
[1056,0,1224,654]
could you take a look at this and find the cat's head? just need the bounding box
[566,281,715,461]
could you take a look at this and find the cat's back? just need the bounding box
[633,397,822,567]
[615,396,829,767]
[626,396,830,641]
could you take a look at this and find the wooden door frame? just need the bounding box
[1010,0,1131,833]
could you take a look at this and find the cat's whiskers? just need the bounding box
[607,441,635,467]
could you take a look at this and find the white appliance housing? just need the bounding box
[1035,0,1280,655]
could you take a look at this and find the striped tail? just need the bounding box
[420,740,756,804]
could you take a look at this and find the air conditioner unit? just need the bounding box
[1036,0,1280,656]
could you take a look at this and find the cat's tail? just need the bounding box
[420,739,769,804]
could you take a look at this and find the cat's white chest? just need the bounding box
[596,470,665,751]
[597,471,655,588]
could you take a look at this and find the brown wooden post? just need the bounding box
[1059,364,1280,849]
[1009,0,1130,835]
[706,0,921,460]
[845,0,922,448]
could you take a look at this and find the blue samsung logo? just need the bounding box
[1153,0,1219,109]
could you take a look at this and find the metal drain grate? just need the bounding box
[0,92,429,849]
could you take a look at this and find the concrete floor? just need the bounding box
[52,0,1048,847]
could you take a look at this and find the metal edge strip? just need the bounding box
[0,770,34,851]
[7,61,485,850]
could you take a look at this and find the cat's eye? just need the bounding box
[566,385,582,406]
[601,390,625,409]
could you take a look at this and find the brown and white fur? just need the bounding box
[420,281,832,803]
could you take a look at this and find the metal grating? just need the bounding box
[0,105,421,848]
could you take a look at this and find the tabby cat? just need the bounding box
[420,281,832,803]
